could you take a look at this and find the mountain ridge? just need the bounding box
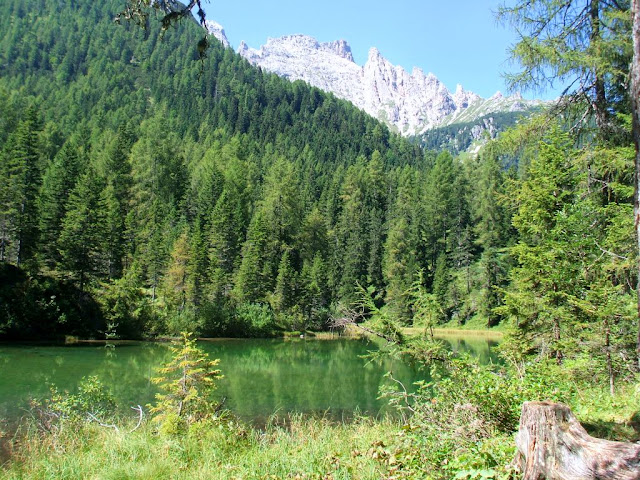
[207,29,545,137]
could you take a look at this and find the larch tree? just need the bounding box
[501,0,640,367]
[499,0,630,134]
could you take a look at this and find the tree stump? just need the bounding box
[514,401,640,480]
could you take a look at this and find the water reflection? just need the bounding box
[0,336,499,425]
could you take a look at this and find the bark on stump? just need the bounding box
[514,401,640,479]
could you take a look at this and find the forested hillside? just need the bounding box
[1,0,638,391]
[0,0,468,339]
[417,110,530,155]
[1,1,640,478]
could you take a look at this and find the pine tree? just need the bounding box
[272,248,298,321]
[501,129,580,363]
[420,151,459,284]
[208,188,245,299]
[233,209,270,304]
[127,112,184,299]
[335,160,371,303]
[101,124,135,279]
[300,254,330,327]
[473,147,512,326]
[383,169,421,323]
[383,216,418,323]
[149,332,222,432]
[187,217,208,308]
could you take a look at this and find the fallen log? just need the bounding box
[514,401,640,480]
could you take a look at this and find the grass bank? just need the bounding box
[3,416,402,479]
[3,381,637,479]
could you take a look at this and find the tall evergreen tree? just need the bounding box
[501,129,580,363]
[58,168,106,291]
[37,141,82,269]
[473,146,512,326]
[208,188,245,299]
[383,169,420,322]
[2,106,43,267]
[101,124,135,279]
[233,209,270,304]
[127,112,184,298]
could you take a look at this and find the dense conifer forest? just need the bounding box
[0,0,425,339]
[2,1,640,478]
[0,0,638,386]
[0,0,505,341]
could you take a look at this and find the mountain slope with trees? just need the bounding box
[0,0,637,398]
[0,0,453,339]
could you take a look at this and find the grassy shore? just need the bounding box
[3,416,402,480]
[3,381,638,479]
[3,327,638,479]
[401,326,504,340]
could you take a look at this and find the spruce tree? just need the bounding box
[208,189,245,299]
[501,129,580,363]
[3,106,43,267]
[37,141,82,269]
[101,124,135,279]
[58,168,106,291]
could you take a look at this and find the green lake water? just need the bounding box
[0,336,499,425]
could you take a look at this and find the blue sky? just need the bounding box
[204,0,559,101]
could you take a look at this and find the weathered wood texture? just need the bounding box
[514,401,640,480]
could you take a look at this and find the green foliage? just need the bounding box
[149,332,222,433]
[498,0,631,139]
[1,106,44,269]
[0,0,636,372]
[409,273,445,335]
[30,376,116,435]
[498,126,637,385]
[234,302,278,336]
[46,376,115,420]
[380,355,573,478]
[0,263,104,339]
[418,110,533,154]
[5,413,402,479]
[58,167,106,291]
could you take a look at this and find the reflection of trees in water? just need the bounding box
[440,337,501,365]
[88,343,171,410]
[0,338,495,424]
[198,339,422,420]
[0,343,172,421]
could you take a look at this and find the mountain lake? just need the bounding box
[0,335,500,427]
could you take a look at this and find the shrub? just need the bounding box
[30,375,116,434]
[149,332,223,433]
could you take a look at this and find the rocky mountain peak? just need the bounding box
[452,84,480,110]
[322,39,354,62]
[205,20,230,48]
[230,29,541,136]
